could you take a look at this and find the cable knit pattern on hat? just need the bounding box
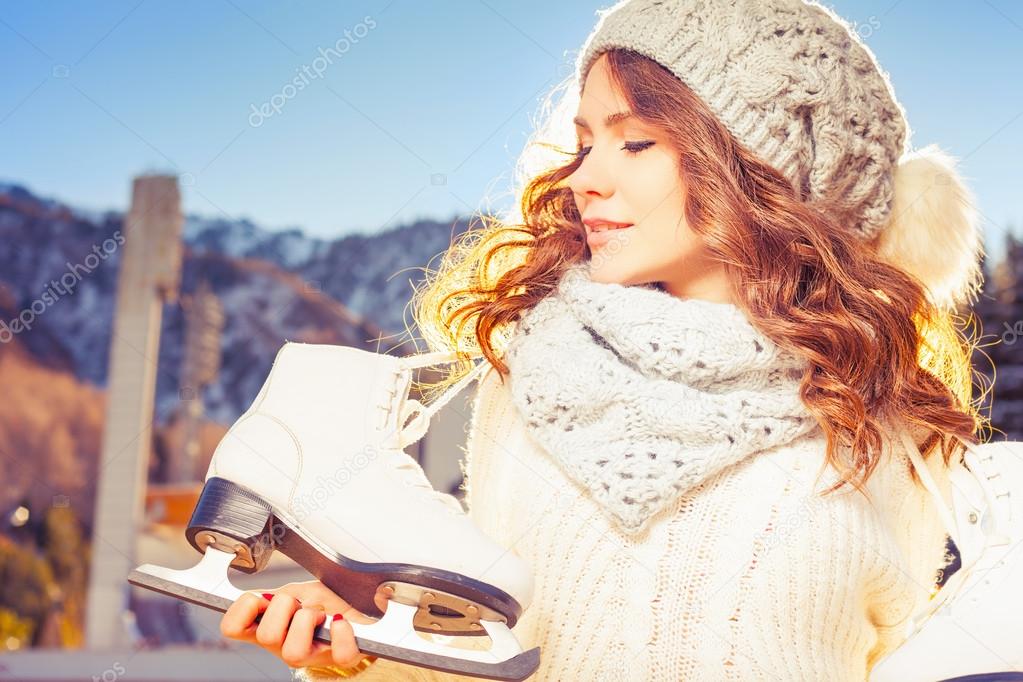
[501,262,819,535]
[575,0,909,240]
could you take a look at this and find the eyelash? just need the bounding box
[575,140,655,159]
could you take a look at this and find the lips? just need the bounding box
[583,218,634,233]
[584,219,635,250]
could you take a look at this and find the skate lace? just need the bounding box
[392,456,466,515]
[378,369,465,516]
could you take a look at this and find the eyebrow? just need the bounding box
[573,110,634,130]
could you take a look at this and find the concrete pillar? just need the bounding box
[85,175,183,648]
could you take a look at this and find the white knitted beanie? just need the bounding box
[576,0,984,310]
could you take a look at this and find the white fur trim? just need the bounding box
[875,144,985,310]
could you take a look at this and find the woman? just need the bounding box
[221,0,988,679]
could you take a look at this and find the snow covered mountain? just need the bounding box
[180,207,468,336]
[0,181,472,423]
[183,214,324,269]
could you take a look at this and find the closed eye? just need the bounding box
[575,140,656,159]
[623,140,655,154]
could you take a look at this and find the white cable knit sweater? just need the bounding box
[314,361,954,682]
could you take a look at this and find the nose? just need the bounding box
[567,148,614,201]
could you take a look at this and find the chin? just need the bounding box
[586,259,658,288]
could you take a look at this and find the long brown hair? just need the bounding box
[409,48,987,495]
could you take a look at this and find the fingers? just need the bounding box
[280,605,328,667]
[220,592,270,643]
[255,592,302,650]
[283,579,356,615]
[330,612,367,668]
[222,588,372,670]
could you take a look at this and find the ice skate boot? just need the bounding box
[129,342,540,681]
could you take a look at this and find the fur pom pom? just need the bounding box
[873,144,985,310]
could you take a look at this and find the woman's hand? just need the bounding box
[220,579,379,670]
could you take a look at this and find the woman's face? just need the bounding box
[567,53,733,304]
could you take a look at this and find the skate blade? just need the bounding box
[128,546,245,613]
[129,548,540,681]
[348,601,540,681]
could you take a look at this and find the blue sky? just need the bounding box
[2,0,1021,261]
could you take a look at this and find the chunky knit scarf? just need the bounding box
[503,262,821,535]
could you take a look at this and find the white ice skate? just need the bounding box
[129,341,540,681]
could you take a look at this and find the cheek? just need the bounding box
[636,176,687,244]
[635,153,683,213]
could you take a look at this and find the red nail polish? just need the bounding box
[332,613,344,622]
[261,592,274,601]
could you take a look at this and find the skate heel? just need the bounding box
[185,477,278,573]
